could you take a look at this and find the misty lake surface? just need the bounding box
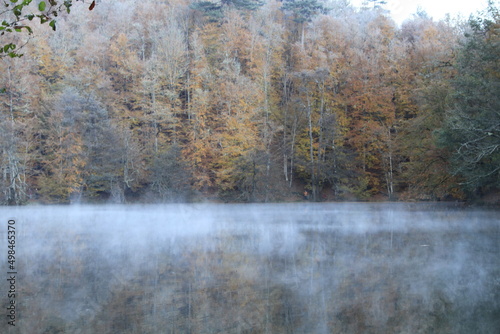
[1,203,499,333]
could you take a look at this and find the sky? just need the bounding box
[350,0,494,25]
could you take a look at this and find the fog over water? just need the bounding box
[1,203,499,333]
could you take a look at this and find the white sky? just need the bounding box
[350,0,494,25]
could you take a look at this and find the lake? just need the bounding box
[1,203,499,333]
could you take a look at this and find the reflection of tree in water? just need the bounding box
[5,205,499,334]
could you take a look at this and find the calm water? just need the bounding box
[1,203,499,333]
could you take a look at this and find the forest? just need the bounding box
[0,0,499,204]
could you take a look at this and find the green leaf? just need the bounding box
[0,44,16,53]
[64,0,71,13]
[49,19,56,31]
[38,1,45,11]
[13,6,22,16]
[25,14,35,20]
[38,14,48,24]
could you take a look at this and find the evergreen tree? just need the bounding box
[281,0,328,48]
[438,4,500,193]
[281,0,326,24]
[363,0,387,10]
[191,0,264,22]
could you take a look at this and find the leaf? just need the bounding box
[38,1,45,11]
[49,19,56,31]
[39,14,48,24]
[13,5,22,16]
[89,0,95,11]
[63,0,71,13]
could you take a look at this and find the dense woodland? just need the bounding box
[0,0,499,204]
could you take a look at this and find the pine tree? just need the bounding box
[438,5,500,193]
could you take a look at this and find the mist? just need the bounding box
[1,203,499,333]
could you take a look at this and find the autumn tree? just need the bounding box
[35,87,89,202]
[0,54,39,204]
[149,143,192,202]
[181,26,219,194]
[397,16,462,199]
[338,12,400,198]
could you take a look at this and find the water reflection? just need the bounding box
[1,203,498,333]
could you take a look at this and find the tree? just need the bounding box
[281,0,325,24]
[209,56,265,200]
[281,0,327,47]
[397,17,462,200]
[0,54,39,204]
[363,0,387,10]
[341,13,400,198]
[148,143,192,202]
[191,0,264,22]
[36,87,87,202]
[438,5,500,194]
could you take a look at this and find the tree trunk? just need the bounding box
[307,97,316,201]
